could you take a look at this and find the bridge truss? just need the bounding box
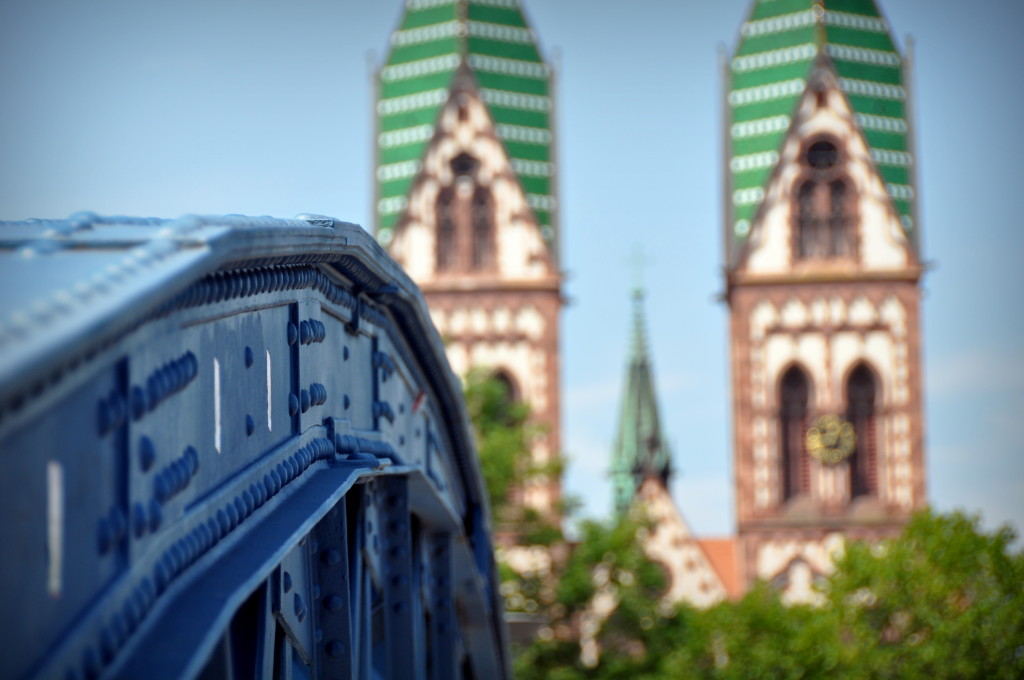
[0,214,509,679]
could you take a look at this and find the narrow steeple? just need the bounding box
[611,288,673,517]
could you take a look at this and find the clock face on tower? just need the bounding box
[806,414,856,465]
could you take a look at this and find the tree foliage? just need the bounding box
[464,369,566,545]
[513,509,1024,679]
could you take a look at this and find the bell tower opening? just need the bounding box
[846,364,878,498]
[779,365,811,503]
[795,138,854,259]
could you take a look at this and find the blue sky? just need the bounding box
[2,0,1021,538]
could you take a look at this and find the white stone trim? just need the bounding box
[378,88,448,115]
[732,43,817,73]
[731,114,791,139]
[391,21,459,47]
[729,78,806,107]
[855,113,907,134]
[730,150,780,173]
[467,53,549,79]
[495,123,551,144]
[825,43,900,68]
[377,160,423,182]
[733,187,766,206]
[886,183,914,201]
[839,77,906,100]
[741,10,815,37]
[527,193,556,211]
[826,10,889,33]
[468,20,533,44]
[480,88,551,112]
[377,195,409,215]
[405,0,454,9]
[381,53,460,82]
[870,148,913,167]
[379,124,435,148]
[511,159,554,177]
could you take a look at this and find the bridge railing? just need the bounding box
[0,213,509,680]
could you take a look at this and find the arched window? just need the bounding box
[436,187,456,271]
[797,180,818,258]
[471,186,494,269]
[846,364,877,497]
[779,366,811,501]
[795,139,852,259]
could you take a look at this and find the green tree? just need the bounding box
[513,509,1024,680]
[463,369,565,540]
[825,509,1024,679]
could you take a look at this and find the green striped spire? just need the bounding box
[728,0,914,258]
[611,289,673,517]
[375,0,555,249]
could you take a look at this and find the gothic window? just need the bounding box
[436,187,456,271]
[846,364,878,497]
[471,186,494,269]
[795,138,853,259]
[779,366,811,502]
[435,153,495,273]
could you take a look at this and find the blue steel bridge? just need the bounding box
[0,213,509,680]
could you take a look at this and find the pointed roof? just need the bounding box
[611,289,673,516]
[727,0,914,263]
[376,0,555,248]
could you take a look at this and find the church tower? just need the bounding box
[611,290,732,607]
[375,0,562,516]
[724,0,926,598]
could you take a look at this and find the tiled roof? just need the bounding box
[376,0,554,248]
[697,537,742,600]
[728,0,914,257]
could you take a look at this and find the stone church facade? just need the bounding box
[724,0,927,598]
[374,0,563,518]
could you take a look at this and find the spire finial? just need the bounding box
[625,243,652,296]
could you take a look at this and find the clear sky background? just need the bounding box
[2,0,1021,538]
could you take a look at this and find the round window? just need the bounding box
[806,140,839,170]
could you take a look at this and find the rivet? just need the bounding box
[283,571,293,593]
[184,446,199,475]
[321,548,342,566]
[344,394,350,410]
[148,499,163,532]
[299,320,312,344]
[300,389,310,413]
[109,507,127,540]
[323,594,343,612]
[244,346,254,368]
[343,346,349,361]
[245,414,255,436]
[287,322,298,345]
[225,502,239,529]
[139,436,156,472]
[132,503,147,538]
[325,640,345,658]
[288,394,299,416]
[131,386,147,420]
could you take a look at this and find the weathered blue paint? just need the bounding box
[0,213,508,680]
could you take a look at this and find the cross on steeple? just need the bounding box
[625,243,653,296]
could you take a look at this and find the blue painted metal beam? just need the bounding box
[0,213,509,680]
